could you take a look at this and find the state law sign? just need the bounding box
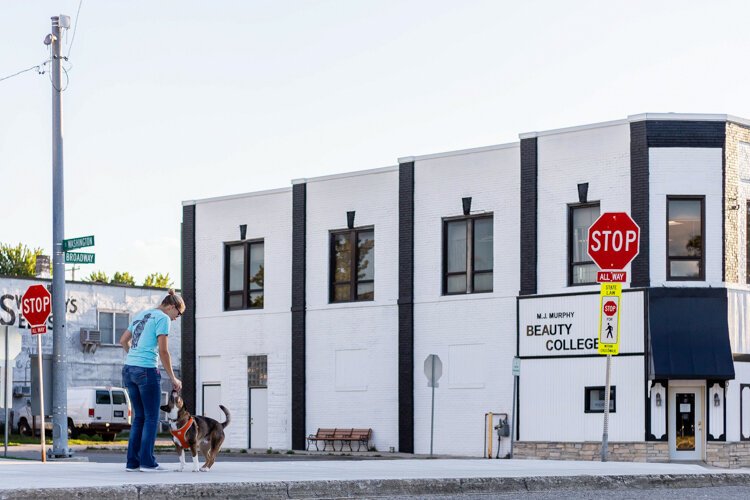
[587,212,640,271]
[21,284,52,335]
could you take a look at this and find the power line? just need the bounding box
[66,0,84,60]
[0,62,48,84]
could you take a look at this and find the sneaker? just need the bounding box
[126,467,140,472]
[140,465,169,472]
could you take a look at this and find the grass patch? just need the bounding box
[2,433,128,446]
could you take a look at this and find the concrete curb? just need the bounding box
[3,473,750,499]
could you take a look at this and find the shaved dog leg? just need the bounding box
[177,448,185,472]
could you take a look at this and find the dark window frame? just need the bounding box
[329,226,375,303]
[584,386,616,413]
[223,238,265,311]
[666,196,705,281]
[568,202,600,286]
[442,214,494,295]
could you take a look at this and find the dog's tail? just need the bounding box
[219,405,231,429]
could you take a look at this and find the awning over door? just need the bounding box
[648,288,735,380]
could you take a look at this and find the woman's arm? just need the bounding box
[158,335,182,392]
[119,330,132,353]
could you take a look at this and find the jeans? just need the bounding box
[122,365,161,469]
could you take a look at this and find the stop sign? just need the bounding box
[22,284,52,334]
[587,212,640,270]
[603,300,617,316]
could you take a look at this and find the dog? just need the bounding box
[160,390,230,472]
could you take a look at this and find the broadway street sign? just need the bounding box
[64,252,95,264]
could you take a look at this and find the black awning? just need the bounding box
[648,288,735,380]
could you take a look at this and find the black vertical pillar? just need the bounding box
[520,137,538,296]
[291,182,307,450]
[630,121,650,288]
[181,204,197,412]
[398,161,415,453]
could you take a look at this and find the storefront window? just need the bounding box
[584,386,616,413]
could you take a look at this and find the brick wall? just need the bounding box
[514,441,669,462]
[724,122,750,285]
[706,442,750,468]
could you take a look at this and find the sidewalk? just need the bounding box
[1,457,750,499]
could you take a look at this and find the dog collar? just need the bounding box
[170,417,194,448]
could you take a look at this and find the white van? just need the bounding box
[16,386,132,441]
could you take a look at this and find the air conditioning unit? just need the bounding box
[80,328,101,353]
[13,385,31,398]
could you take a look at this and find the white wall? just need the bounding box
[536,123,631,295]
[304,168,400,453]
[193,188,293,450]
[725,362,750,442]
[412,145,519,456]
[519,355,645,442]
[649,147,723,286]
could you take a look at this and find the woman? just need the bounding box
[119,289,184,472]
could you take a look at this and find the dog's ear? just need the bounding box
[160,405,170,413]
[175,396,184,409]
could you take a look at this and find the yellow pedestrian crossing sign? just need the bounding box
[598,283,621,355]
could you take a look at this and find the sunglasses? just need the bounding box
[175,306,183,317]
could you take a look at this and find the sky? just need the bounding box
[2,0,750,288]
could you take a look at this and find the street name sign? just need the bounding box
[21,285,52,335]
[63,235,95,251]
[598,283,621,355]
[65,252,95,264]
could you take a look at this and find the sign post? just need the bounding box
[22,285,52,462]
[510,356,520,459]
[423,354,443,457]
[2,326,22,457]
[587,212,640,462]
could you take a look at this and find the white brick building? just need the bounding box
[182,113,750,466]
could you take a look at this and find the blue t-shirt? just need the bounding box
[124,309,170,368]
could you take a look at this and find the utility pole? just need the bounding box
[49,14,71,458]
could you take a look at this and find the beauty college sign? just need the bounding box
[518,291,644,357]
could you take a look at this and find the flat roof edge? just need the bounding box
[398,141,518,163]
[303,165,399,184]
[520,118,629,139]
[186,186,292,206]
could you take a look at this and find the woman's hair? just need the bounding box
[161,289,185,313]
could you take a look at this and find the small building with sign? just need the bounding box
[182,113,750,466]
[0,276,181,432]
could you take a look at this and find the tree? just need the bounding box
[111,272,136,286]
[143,272,173,288]
[84,270,110,283]
[0,243,44,277]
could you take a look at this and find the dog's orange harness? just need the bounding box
[170,417,194,448]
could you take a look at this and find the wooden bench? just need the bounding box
[306,428,336,450]
[306,428,372,451]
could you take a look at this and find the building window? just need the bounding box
[584,386,616,413]
[224,240,264,310]
[443,215,493,294]
[330,228,374,303]
[569,203,600,285]
[247,355,268,388]
[98,311,129,345]
[667,197,704,280]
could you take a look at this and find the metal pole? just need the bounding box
[429,358,435,457]
[50,15,70,458]
[37,335,46,462]
[4,327,9,457]
[510,374,517,459]
[600,354,612,462]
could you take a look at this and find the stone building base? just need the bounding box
[514,441,750,468]
[706,442,750,468]
[513,441,669,463]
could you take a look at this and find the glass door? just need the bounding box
[669,388,702,460]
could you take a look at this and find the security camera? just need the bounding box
[59,15,71,29]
